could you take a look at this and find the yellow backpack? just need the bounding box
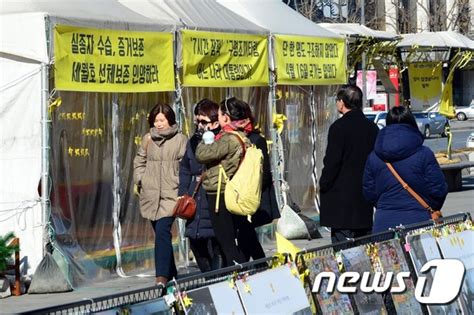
[216,131,263,218]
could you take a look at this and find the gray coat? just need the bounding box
[134,125,187,221]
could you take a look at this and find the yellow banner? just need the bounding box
[274,35,346,85]
[408,62,442,111]
[54,25,175,92]
[182,30,269,87]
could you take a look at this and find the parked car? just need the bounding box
[364,111,387,129]
[413,112,449,139]
[467,132,474,148]
[455,100,474,121]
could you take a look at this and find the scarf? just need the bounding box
[215,118,253,141]
[150,125,179,145]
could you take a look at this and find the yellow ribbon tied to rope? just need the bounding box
[273,114,287,135]
[48,96,62,116]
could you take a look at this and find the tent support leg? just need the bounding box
[40,63,51,256]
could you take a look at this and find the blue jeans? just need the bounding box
[151,217,177,279]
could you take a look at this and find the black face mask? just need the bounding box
[195,126,205,138]
[209,126,221,135]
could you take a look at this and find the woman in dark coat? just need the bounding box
[363,106,448,233]
[247,131,280,229]
[178,99,223,272]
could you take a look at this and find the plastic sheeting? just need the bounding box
[48,91,178,285]
[49,92,117,285]
[115,92,174,275]
[275,85,339,214]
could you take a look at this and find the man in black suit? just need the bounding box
[319,85,379,243]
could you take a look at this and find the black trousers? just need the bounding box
[207,194,265,266]
[235,215,265,261]
[151,217,177,279]
[189,237,223,272]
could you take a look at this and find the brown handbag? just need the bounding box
[173,174,204,220]
[386,163,443,220]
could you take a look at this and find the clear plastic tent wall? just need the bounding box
[219,0,345,214]
[0,0,180,284]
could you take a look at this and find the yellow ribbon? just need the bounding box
[182,295,193,308]
[271,253,287,269]
[273,114,287,135]
[48,96,62,116]
[299,269,310,284]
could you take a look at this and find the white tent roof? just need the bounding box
[121,0,267,34]
[218,0,341,38]
[318,23,398,41]
[0,0,173,27]
[397,31,474,50]
[165,0,267,33]
[0,0,178,63]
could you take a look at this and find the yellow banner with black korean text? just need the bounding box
[274,35,346,85]
[54,24,175,92]
[182,29,269,87]
[408,62,442,112]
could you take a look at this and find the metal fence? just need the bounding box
[28,213,471,314]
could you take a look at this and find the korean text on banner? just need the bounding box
[408,62,442,112]
[274,35,346,85]
[181,29,269,87]
[54,25,175,93]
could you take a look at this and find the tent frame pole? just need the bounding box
[40,62,51,256]
[268,35,283,211]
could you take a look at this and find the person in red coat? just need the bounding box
[319,85,379,243]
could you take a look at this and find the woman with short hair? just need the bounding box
[178,99,223,272]
[133,103,187,286]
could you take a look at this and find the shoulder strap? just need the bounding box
[385,162,433,212]
[227,131,246,166]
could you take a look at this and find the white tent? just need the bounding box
[0,0,176,273]
[397,31,474,50]
[218,0,340,38]
[120,0,267,34]
[318,23,398,41]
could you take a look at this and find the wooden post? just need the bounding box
[7,237,21,296]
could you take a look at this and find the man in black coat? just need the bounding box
[319,85,379,243]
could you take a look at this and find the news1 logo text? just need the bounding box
[312,259,465,304]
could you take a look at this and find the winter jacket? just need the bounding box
[195,131,250,193]
[363,123,448,233]
[178,134,215,239]
[247,132,280,227]
[133,125,187,221]
[319,109,379,229]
